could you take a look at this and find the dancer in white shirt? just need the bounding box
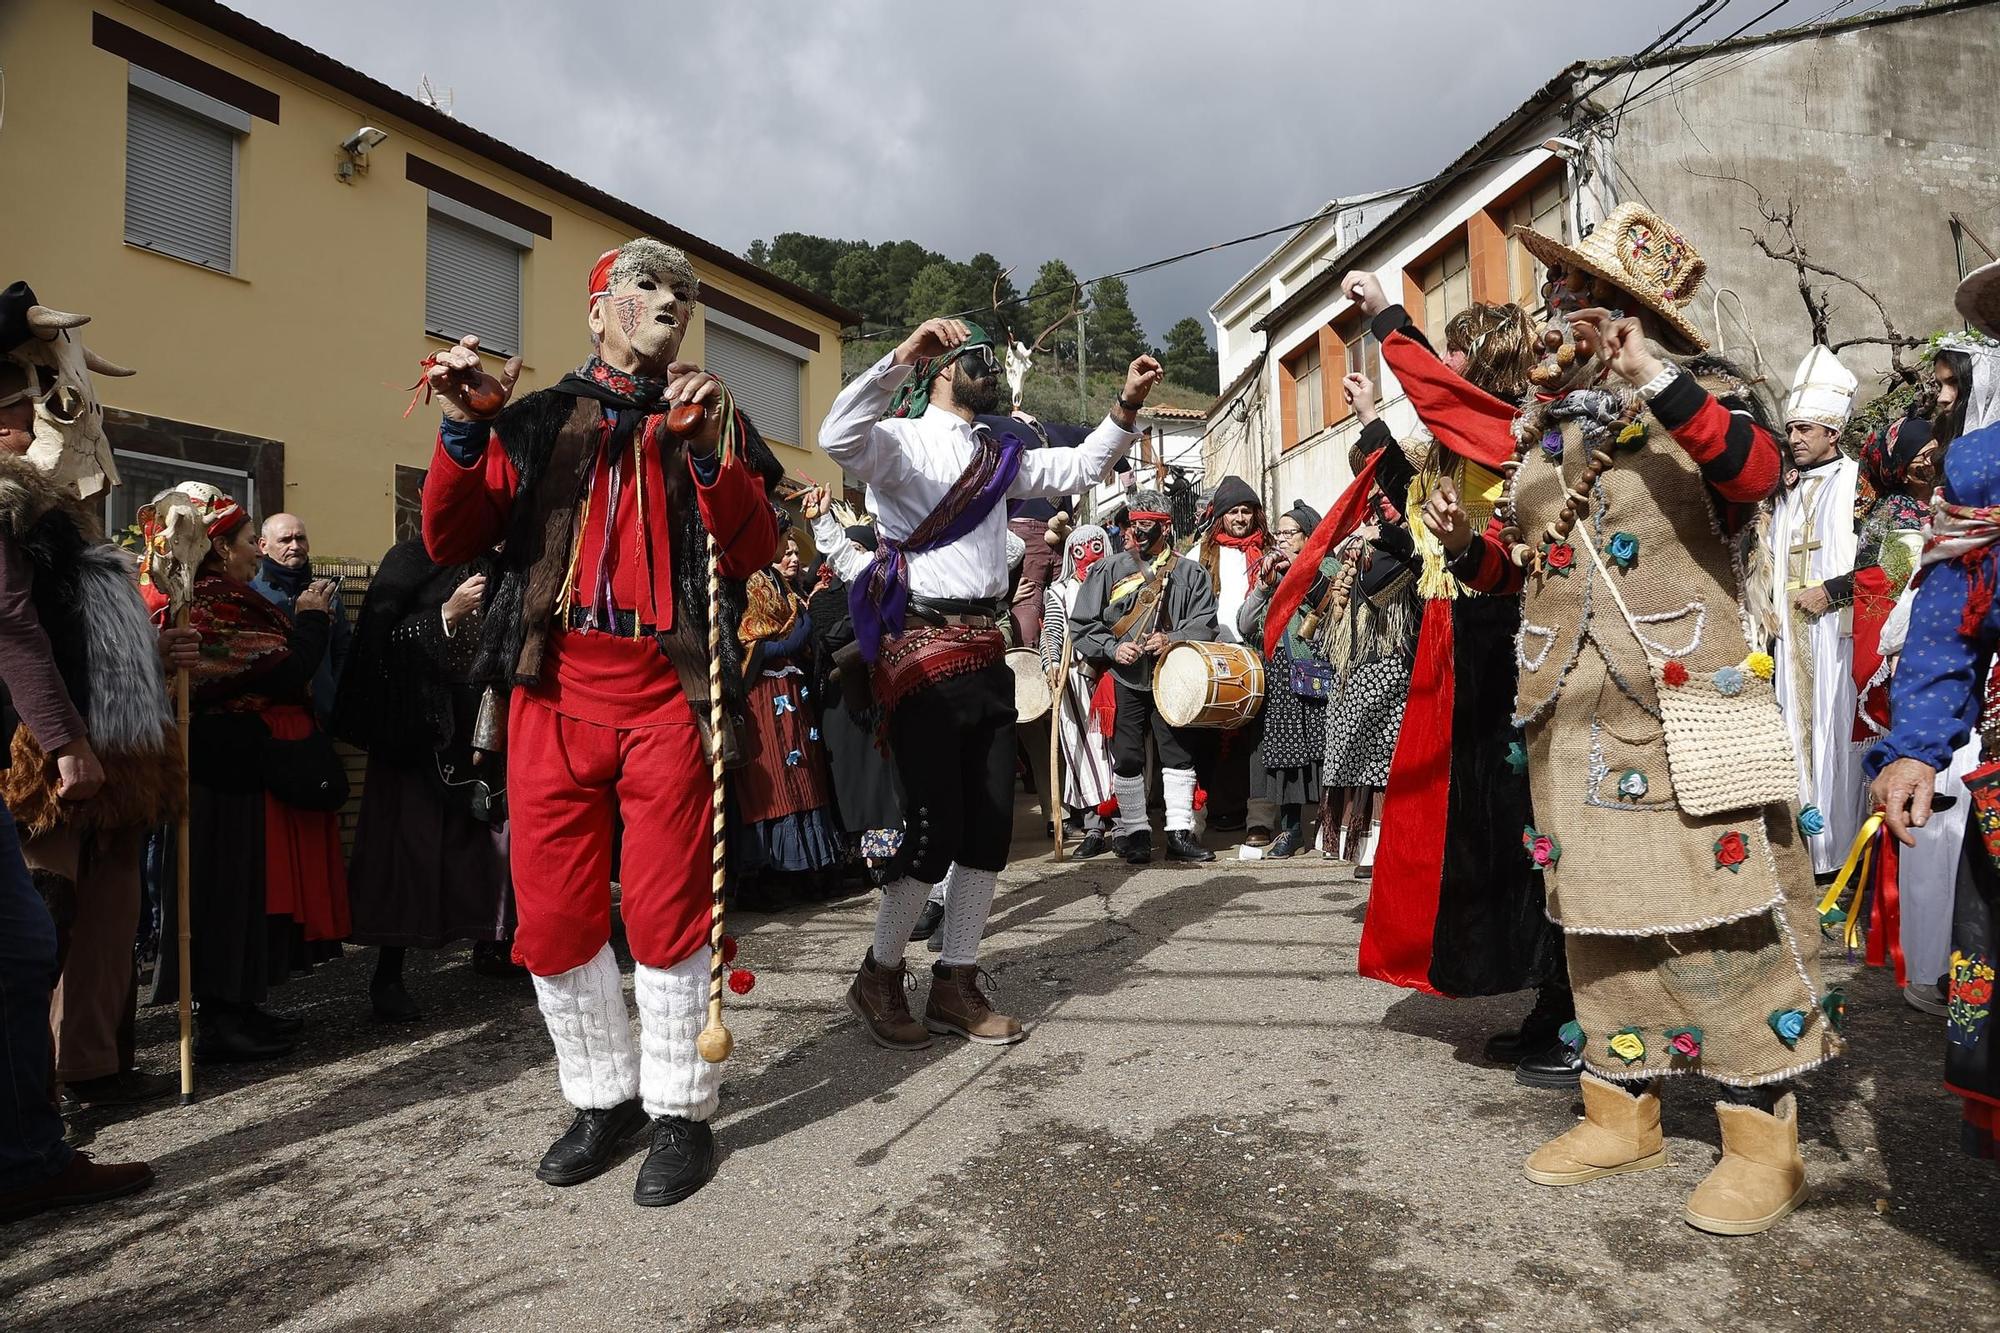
[816,317,1157,1048]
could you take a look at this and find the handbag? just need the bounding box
[261,728,351,811]
[1288,657,1335,700]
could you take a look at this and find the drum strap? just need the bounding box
[1111,554,1179,639]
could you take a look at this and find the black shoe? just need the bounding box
[471,941,529,980]
[245,1006,305,1040]
[60,1069,177,1112]
[1075,830,1109,859]
[1354,865,1374,880]
[1514,1036,1584,1090]
[1266,828,1302,859]
[536,1099,647,1186]
[1207,813,1247,832]
[1117,831,1153,866]
[633,1115,716,1207]
[1166,830,1215,863]
[909,899,945,943]
[370,980,422,1024]
[195,1009,294,1064]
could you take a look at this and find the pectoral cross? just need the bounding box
[1786,478,1825,592]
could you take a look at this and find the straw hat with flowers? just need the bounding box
[1515,202,1709,353]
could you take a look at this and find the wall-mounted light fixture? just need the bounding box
[337,125,389,182]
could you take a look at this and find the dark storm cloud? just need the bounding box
[240,0,1852,341]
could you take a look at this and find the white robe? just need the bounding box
[1770,454,1865,875]
[1041,577,1116,813]
[1212,546,1252,645]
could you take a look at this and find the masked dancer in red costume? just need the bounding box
[422,240,779,1208]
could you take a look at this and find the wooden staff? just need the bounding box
[174,602,195,1103]
[696,527,733,1064]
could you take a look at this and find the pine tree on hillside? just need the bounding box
[905,262,965,322]
[831,249,885,325]
[1087,276,1145,373]
[1027,259,1086,364]
[1161,317,1219,392]
[962,252,1020,331]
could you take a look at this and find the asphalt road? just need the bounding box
[5,813,1995,1332]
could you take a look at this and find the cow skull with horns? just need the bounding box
[1,281,134,500]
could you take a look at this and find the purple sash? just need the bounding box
[851,428,1026,661]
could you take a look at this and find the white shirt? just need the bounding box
[1212,546,1252,645]
[817,354,1138,600]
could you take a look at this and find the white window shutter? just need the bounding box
[704,325,803,447]
[124,92,235,270]
[425,212,522,356]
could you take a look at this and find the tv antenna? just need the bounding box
[418,75,455,117]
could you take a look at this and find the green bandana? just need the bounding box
[888,321,997,419]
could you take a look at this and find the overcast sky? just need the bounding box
[240,0,1862,341]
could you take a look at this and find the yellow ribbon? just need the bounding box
[1817,812,1884,951]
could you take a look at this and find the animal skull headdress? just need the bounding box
[0,282,134,501]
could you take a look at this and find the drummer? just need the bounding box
[1069,488,1218,865]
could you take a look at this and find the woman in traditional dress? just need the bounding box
[730,554,844,902]
[1317,488,1419,876]
[1236,502,1328,858]
[172,482,347,1062]
[334,536,518,1023]
[1039,523,1117,858]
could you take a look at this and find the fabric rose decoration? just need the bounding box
[1746,651,1776,680]
[1606,531,1639,568]
[1616,421,1647,448]
[1506,740,1529,775]
[1541,429,1564,460]
[1797,805,1825,837]
[728,968,757,995]
[1557,1020,1585,1053]
[1545,543,1576,577]
[1712,665,1744,696]
[1663,660,1690,687]
[1768,1008,1807,1047]
[1819,988,1847,1034]
[1714,830,1749,873]
[1617,769,1648,800]
[1665,1027,1703,1060]
[1608,1028,1647,1064]
[1523,826,1561,869]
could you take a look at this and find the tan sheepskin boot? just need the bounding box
[1524,1072,1667,1186]
[1682,1092,1808,1235]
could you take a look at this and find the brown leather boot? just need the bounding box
[925,963,1025,1045]
[1523,1072,1666,1185]
[1682,1093,1808,1235]
[0,1152,153,1224]
[845,950,931,1050]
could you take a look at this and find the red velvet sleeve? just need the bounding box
[422,431,520,565]
[1646,372,1779,506]
[693,421,778,580]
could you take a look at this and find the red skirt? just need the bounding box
[263,704,351,942]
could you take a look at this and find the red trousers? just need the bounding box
[508,691,712,977]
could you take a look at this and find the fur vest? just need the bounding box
[0,454,183,835]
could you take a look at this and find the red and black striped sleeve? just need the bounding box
[1446,512,1525,596]
[1647,371,1779,528]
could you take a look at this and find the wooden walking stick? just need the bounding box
[172,604,193,1103]
[139,497,206,1103]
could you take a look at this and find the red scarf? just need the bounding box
[1211,526,1267,570]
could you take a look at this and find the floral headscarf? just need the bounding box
[1857,413,1936,534]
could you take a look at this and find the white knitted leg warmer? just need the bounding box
[1113,774,1150,837]
[1162,767,1198,833]
[937,865,998,967]
[871,875,933,968]
[531,942,638,1111]
[634,952,721,1122]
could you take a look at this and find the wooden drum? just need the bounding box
[1152,640,1265,729]
[1006,647,1053,723]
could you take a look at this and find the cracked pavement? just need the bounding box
[5,803,1996,1331]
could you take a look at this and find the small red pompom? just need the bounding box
[1095,797,1119,818]
[1662,660,1689,687]
[1193,785,1209,811]
[721,935,738,964]
[727,968,756,995]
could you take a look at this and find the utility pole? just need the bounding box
[1077,307,1088,421]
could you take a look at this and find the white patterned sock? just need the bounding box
[1162,767,1198,832]
[1113,774,1149,836]
[634,953,722,1122]
[531,942,639,1110]
[937,866,998,967]
[872,875,933,968]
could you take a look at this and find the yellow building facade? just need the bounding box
[0,0,857,559]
